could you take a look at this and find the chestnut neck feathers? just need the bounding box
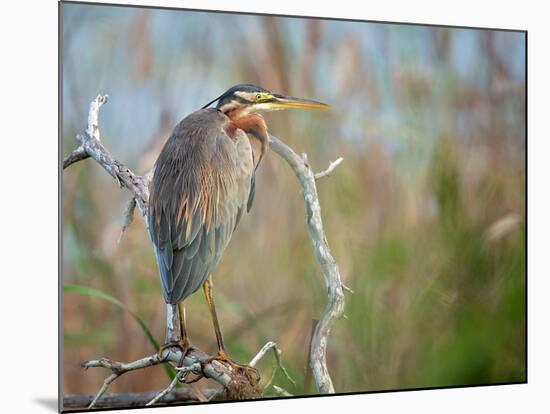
[224,110,268,172]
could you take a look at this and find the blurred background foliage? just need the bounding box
[62,3,526,398]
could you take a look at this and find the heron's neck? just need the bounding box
[228,113,269,171]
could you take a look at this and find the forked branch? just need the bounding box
[268,135,347,394]
[63,95,150,220]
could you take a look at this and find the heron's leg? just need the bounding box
[158,303,193,363]
[177,302,189,344]
[203,276,259,380]
[203,275,227,355]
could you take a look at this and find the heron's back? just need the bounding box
[148,109,254,304]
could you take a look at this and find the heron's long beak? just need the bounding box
[268,93,330,110]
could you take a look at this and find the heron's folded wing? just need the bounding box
[148,119,253,304]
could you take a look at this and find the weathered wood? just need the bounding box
[269,135,347,394]
[63,95,150,220]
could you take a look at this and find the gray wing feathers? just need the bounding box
[148,109,254,304]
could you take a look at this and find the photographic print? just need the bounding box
[61,1,526,411]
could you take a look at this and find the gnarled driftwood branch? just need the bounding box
[63,94,347,409]
[268,136,347,394]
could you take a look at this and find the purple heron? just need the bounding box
[148,84,329,371]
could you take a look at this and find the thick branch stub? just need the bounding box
[86,94,109,141]
[118,197,137,243]
[118,168,155,242]
[315,157,344,180]
[63,146,89,169]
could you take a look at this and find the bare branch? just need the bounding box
[146,369,187,406]
[341,282,354,294]
[89,373,118,409]
[79,347,259,409]
[63,146,88,169]
[63,95,107,169]
[62,94,150,221]
[86,94,109,140]
[272,385,294,397]
[248,341,295,393]
[118,168,154,242]
[118,197,137,243]
[314,157,344,180]
[269,134,347,394]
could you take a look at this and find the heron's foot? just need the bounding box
[157,339,194,364]
[206,350,260,383]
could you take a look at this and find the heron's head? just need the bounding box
[202,84,329,117]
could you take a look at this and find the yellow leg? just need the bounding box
[203,276,259,380]
[177,302,189,345]
[203,275,227,355]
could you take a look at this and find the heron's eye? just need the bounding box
[256,94,262,101]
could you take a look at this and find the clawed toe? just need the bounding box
[157,339,194,363]
[204,351,259,382]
